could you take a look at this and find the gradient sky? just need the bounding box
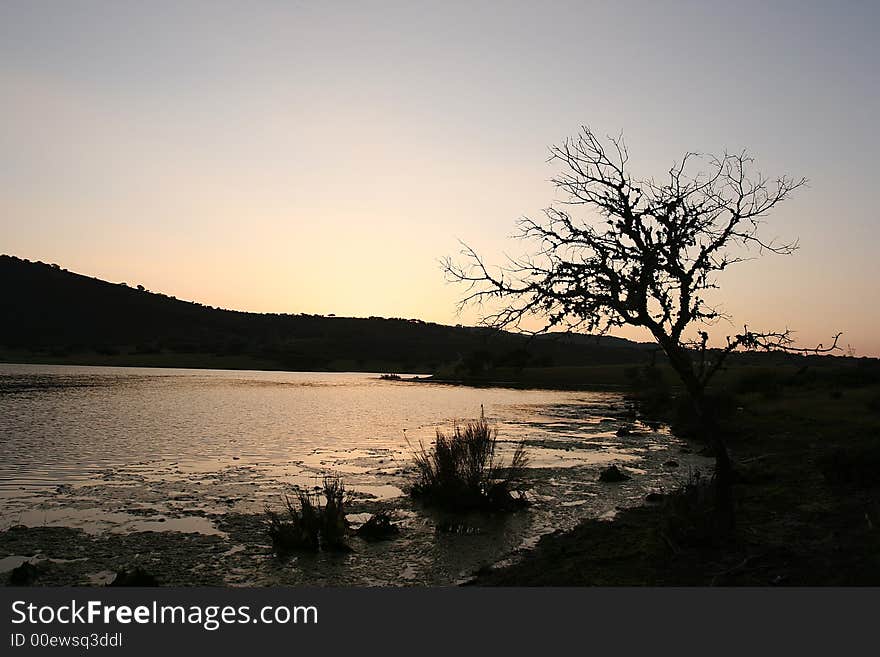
[2,1,878,355]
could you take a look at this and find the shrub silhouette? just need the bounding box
[659,469,721,549]
[266,476,353,554]
[408,417,529,511]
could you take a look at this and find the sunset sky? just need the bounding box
[3,1,878,355]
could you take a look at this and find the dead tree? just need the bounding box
[444,126,840,526]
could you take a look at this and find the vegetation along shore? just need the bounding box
[474,359,880,585]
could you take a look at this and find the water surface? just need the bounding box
[0,364,705,585]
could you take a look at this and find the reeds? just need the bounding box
[408,417,529,511]
[266,476,353,554]
[659,469,720,549]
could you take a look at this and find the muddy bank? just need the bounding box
[0,428,707,586]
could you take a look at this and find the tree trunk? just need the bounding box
[659,339,736,533]
[689,387,736,534]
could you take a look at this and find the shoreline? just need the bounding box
[3,361,878,586]
[1,369,700,586]
[471,381,880,585]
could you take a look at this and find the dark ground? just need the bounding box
[474,371,880,585]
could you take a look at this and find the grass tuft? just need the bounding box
[408,416,529,511]
[266,476,354,555]
[658,469,723,549]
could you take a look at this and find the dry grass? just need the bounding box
[408,417,529,511]
[266,476,353,554]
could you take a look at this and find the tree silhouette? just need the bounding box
[444,126,840,524]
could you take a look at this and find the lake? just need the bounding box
[0,364,706,585]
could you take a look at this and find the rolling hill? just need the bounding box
[0,254,655,373]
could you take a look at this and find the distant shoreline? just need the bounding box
[4,351,876,395]
[0,358,628,393]
[0,352,433,376]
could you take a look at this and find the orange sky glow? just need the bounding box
[2,2,878,356]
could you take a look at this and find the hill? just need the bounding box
[0,255,655,373]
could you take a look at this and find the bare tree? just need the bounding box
[444,126,840,521]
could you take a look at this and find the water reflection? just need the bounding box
[0,364,708,585]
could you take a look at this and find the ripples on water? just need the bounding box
[0,364,707,585]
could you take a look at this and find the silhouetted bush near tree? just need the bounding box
[408,417,529,511]
[658,469,722,549]
[625,362,672,415]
